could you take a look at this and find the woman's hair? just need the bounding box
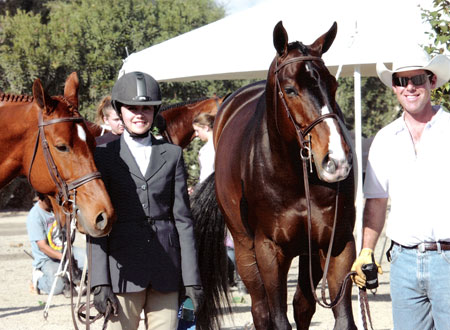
[192,113,215,129]
[95,95,114,125]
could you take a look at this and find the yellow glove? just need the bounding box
[351,248,383,289]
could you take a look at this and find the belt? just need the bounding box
[393,241,450,253]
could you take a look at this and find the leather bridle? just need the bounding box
[28,105,101,211]
[273,55,373,329]
[27,102,104,330]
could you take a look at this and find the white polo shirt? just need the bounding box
[364,106,450,246]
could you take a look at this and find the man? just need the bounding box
[351,49,450,329]
[95,95,124,145]
[27,193,84,297]
[89,71,203,330]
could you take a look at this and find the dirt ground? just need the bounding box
[0,211,393,329]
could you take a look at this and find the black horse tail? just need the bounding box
[191,173,232,330]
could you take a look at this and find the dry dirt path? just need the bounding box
[0,211,393,329]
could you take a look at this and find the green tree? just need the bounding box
[337,77,399,138]
[421,0,450,109]
[0,0,225,119]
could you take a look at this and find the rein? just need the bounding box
[27,106,104,330]
[274,55,373,329]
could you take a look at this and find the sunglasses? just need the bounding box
[392,73,432,87]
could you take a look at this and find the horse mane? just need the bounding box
[0,93,79,116]
[0,93,34,103]
[159,96,211,112]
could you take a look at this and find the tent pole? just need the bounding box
[354,64,364,330]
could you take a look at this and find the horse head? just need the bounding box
[29,72,115,237]
[267,21,352,183]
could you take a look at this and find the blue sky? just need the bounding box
[217,0,267,15]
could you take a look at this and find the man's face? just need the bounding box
[392,69,436,116]
[121,105,154,135]
[104,109,124,135]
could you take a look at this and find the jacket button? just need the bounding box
[141,185,146,190]
[142,203,147,208]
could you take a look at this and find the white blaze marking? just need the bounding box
[321,106,345,160]
[77,124,87,142]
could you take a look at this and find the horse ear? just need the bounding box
[32,78,55,114]
[64,72,79,108]
[310,21,337,56]
[273,21,288,56]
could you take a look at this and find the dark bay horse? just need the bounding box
[194,22,356,330]
[156,96,225,148]
[0,73,114,237]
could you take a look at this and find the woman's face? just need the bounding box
[121,105,154,135]
[193,123,210,142]
[103,108,124,135]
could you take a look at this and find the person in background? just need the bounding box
[351,48,450,329]
[192,113,215,184]
[27,193,84,297]
[95,95,124,145]
[89,71,203,330]
[192,113,236,287]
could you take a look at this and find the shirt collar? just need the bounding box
[123,130,152,148]
[393,105,444,135]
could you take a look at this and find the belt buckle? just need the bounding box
[418,243,426,253]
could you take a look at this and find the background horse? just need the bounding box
[0,73,114,237]
[194,22,356,330]
[156,95,226,148]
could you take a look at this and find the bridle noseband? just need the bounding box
[28,104,102,214]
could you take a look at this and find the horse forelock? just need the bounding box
[52,95,79,117]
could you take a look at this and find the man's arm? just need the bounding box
[36,239,63,260]
[351,197,387,288]
[362,198,388,249]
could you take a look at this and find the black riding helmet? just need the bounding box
[111,71,162,121]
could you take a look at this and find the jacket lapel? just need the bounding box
[144,137,167,181]
[119,136,145,180]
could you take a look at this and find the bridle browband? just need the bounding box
[273,54,371,326]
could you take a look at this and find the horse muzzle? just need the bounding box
[318,152,352,183]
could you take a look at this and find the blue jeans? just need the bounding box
[390,244,450,330]
[38,246,85,294]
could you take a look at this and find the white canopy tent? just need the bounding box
[119,1,435,326]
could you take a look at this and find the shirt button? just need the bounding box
[141,185,146,190]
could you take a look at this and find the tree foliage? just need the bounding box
[0,0,225,119]
[421,0,450,109]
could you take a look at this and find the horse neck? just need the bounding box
[161,104,200,147]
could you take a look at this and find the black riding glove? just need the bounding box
[184,285,204,313]
[93,285,119,316]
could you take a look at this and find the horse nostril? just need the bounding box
[322,154,337,174]
[95,212,108,231]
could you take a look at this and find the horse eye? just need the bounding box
[284,86,298,96]
[55,144,69,152]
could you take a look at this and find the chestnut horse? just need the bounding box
[194,22,356,330]
[156,95,226,148]
[0,73,114,237]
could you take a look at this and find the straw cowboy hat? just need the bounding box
[376,48,450,88]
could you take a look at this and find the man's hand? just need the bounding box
[184,285,204,313]
[351,248,383,288]
[93,285,119,316]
